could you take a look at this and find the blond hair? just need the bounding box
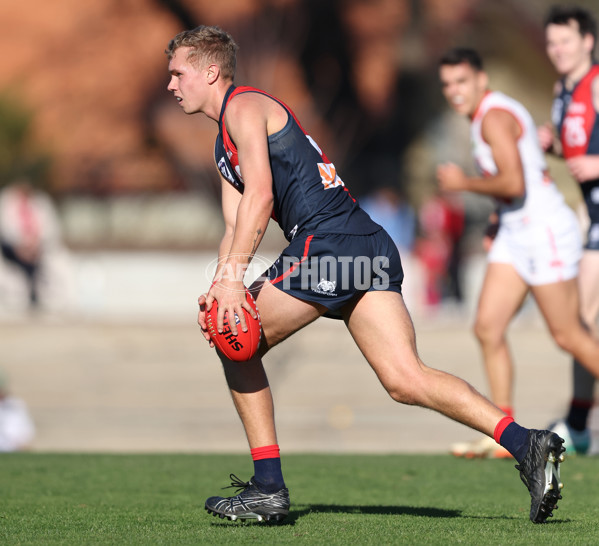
[166,26,238,80]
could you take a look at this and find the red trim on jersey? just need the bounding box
[221,85,357,202]
[269,235,314,285]
[223,86,332,163]
[471,90,492,121]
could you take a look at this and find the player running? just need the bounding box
[538,5,599,455]
[166,27,566,524]
[437,47,599,459]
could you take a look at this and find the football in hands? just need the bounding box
[206,289,262,361]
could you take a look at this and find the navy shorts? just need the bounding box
[265,228,404,318]
[585,223,599,250]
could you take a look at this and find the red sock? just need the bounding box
[251,444,280,460]
[493,416,514,444]
[250,444,285,493]
[493,417,529,463]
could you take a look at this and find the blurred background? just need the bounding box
[0,0,597,453]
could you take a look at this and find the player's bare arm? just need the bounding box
[198,174,242,344]
[538,81,563,155]
[215,172,244,282]
[566,75,599,182]
[567,155,599,182]
[437,109,525,198]
[207,94,275,333]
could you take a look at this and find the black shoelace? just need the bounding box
[223,473,251,493]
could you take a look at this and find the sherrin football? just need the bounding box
[206,289,262,361]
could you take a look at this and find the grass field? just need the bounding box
[1,453,598,545]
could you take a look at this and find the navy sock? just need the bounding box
[498,422,530,463]
[253,458,285,493]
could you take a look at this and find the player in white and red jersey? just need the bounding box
[538,5,599,455]
[437,47,599,459]
[471,90,576,245]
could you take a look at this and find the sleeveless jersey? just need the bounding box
[214,85,379,242]
[471,91,566,227]
[552,64,599,231]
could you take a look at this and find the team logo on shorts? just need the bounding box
[314,278,337,296]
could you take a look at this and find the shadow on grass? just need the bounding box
[208,504,462,526]
[208,504,572,526]
[288,504,461,522]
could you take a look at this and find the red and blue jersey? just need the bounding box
[554,64,599,159]
[553,64,599,241]
[214,85,379,242]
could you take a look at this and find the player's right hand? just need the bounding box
[197,293,214,347]
[436,162,467,192]
[537,122,554,152]
[482,212,499,252]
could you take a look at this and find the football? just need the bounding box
[206,289,262,361]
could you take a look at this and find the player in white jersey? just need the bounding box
[472,91,581,286]
[436,47,599,458]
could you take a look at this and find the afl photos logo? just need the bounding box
[205,254,273,294]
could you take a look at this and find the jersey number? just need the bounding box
[564,116,588,148]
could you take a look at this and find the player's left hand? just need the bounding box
[566,155,599,183]
[436,163,467,192]
[206,279,257,335]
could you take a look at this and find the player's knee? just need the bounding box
[473,317,500,346]
[550,328,576,353]
[472,320,486,343]
[258,323,287,353]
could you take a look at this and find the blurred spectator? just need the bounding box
[359,186,416,253]
[0,178,70,311]
[0,368,35,452]
[415,191,465,307]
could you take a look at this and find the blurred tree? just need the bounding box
[0,93,51,190]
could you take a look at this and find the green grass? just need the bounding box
[1,453,598,545]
